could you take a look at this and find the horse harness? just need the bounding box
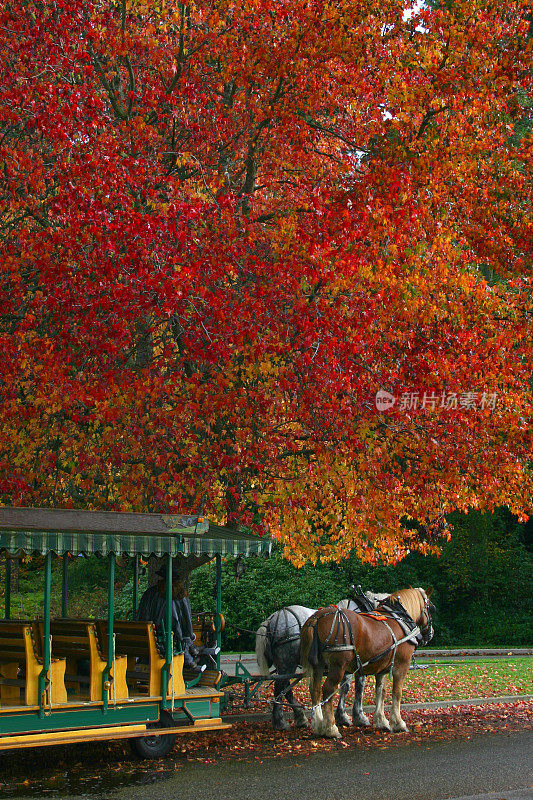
[267,606,305,653]
[267,594,378,654]
[311,596,433,676]
[348,585,379,614]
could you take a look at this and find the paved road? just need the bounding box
[149,731,532,800]
[22,729,531,800]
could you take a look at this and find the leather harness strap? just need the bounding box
[315,607,356,655]
[269,606,305,651]
[320,605,422,674]
[326,608,356,652]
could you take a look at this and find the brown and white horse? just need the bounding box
[300,587,434,738]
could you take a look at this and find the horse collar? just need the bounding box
[374,599,425,647]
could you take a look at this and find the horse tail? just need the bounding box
[300,622,311,679]
[255,622,272,676]
[309,621,323,668]
[300,620,319,679]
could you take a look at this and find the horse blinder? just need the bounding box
[419,604,434,646]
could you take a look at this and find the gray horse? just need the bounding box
[255,589,389,730]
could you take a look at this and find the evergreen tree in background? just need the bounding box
[189,509,532,649]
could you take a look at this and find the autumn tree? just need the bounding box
[0,0,531,564]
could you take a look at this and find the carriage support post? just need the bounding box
[38,551,52,716]
[61,554,68,617]
[215,554,222,671]
[4,557,11,619]
[102,552,115,712]
[132,554,139,614]
[160,552,173,708]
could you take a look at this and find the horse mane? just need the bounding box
[385,587,426,622]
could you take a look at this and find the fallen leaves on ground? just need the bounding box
[0,701,531,797]
[222,659,532,715]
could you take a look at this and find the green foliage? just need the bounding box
[428,509,532,646]
[1,510,530,650]
[114,572,148,620]
[0,554,131,619]
[189,553,345,650]
[190,509,532,650]
[68,556,111,592]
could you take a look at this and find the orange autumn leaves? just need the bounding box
[0,0,531,562]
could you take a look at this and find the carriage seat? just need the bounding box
[184,646,221,688]
[97,620,185,698]
[36,619,128,702]
[182,662,222,689]
[0,621,67,706]
[191,612,222,671]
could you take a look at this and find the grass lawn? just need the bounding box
[223,657,532,712]
[387,657,532,703]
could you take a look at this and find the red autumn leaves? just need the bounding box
[0,0,531,562]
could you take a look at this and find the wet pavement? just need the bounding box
[3,729,531,800]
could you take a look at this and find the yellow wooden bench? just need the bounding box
[0,621,67,706]
[191,612,222,684]
[36,620,128,702]
[97,620,185,698]
[183,666,222,688]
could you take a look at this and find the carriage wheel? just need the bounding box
[129,710,176,759]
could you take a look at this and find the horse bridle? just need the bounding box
[418,595,435,646]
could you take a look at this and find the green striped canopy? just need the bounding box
[0,508,271,559]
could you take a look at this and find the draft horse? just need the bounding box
[300,587,434,739]
[255,589,389,730]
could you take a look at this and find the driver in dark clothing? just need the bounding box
[137,567,200,673]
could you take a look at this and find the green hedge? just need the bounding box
[1,509,531,650]
[189,508,532,650]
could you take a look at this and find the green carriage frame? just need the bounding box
[0,507,270,754]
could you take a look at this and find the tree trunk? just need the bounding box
[9,557,19,593]
[147,555,162,588]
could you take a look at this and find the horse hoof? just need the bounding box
[353,714,370,727]
[326,724,342,739]
[374,721,391,732]
[391,724,409,733]
[335,714,352,727]
[273,721,291,732]
[293,709,309,727]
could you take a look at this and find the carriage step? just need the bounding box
[0,720,231,750]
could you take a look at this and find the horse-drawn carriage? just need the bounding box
[0,506,435,757]
[0,506,270,757]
